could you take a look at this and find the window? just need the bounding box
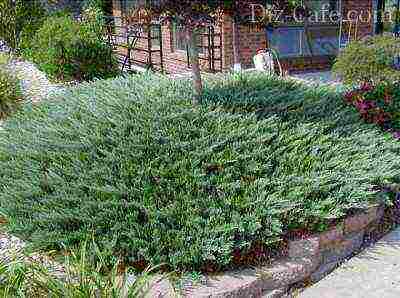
[382,0,400,33]
[171,22,204,54]
[268,27,304,57]
[145,25,161,49]
[122,0,139,12]
[267,25,339,58]
[307,26,340,56]
[172,23,187,52]
[122,0,161,16]
[304,0,340,12]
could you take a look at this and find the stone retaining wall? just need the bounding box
[148,204,385,297]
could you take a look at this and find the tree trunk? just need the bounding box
[186,27,203,105]
[232,16,241,72]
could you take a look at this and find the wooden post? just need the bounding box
[147,23,153,69]
[186,27,203,105]
[232,15,241,72]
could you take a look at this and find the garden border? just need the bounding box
[148,204,385,297]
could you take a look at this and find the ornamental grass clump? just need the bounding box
[0,240,159,297]
[0,53,22,118]
[0,73,400,272]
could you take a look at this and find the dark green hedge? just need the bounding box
[0,73,399,271]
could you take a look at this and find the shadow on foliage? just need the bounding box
[201,72,363,136]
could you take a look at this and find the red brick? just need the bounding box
[111,0,374,73]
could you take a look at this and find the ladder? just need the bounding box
[104,17,141,72]
[121,25,142,71]
[338,19,359,50]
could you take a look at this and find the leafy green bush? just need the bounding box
[0,53,22,118]
[0,73,400,272]
[25,14,118,82]
[332,35,400,85]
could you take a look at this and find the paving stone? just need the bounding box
[299,227,400,298]
[262,287,288,298]
[310,261,339,283]
[145,276,177,298]
[176,255,320,298]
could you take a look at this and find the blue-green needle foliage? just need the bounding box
[0,72,399,271]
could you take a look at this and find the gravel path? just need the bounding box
[8,60,65,103]
[0,40,10,53]
[0,49,67,276]
[0,231,67,279]
[0,232,26,264]
[290,71,345,91]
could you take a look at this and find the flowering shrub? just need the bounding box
[344,82,400,140]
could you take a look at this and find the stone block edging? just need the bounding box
[148,204,384,297]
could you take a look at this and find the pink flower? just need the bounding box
[344,91,355,102]
[360,82,374,92]
[354,100,376,113]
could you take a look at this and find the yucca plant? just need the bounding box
[0,240,162,298]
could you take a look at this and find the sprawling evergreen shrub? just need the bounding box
[0,73,399,271]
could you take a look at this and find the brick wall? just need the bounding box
[221,15,266,71]
[129,24,191,74]
[112,0,374,74]
[342,0,374,38]
[221,0,374,73]
[119,24,221,74]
